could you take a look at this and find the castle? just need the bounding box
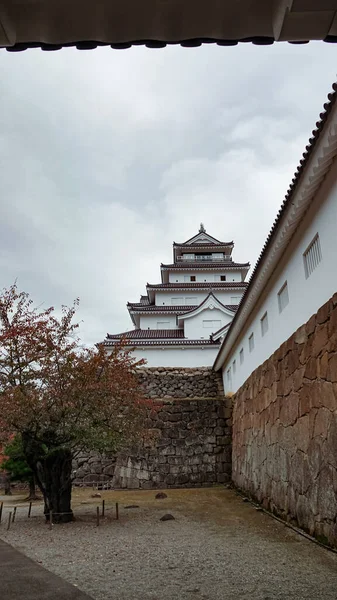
[103,225,250,367]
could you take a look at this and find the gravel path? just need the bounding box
[1,488,337,600]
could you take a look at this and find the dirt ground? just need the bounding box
[1,487,337,600]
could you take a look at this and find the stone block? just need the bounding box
[279,392,299,427]
[294,415,310,454]
[316,301,330,325]
[161,446,175,456]
[103,465,115,477]
[327,354,337,383]
[313,407,331,438]
[176,474,189,485]
[294,325,308,345]
[312,323,329,358]
[318,352,329,379]
[305,314,316,336]
[166,475,177,485]
[217,436,231,446]
[304,356,318,380]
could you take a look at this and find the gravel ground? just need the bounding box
[1,488,337,600]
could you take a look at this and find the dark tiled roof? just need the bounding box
[5,39,333,53]
[104,338,220,346]
[147,282,247,289]
[173,242,233,248]
[128,304,197,312]
[139,295,149,305]
[176,232,232,245]
[128,303,239,313]
[218,81,337,348]
[107,329,185,340]
[161,262,250,269]
[3,3,337,53]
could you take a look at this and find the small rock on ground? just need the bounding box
[155,493,168,499]
[160,514,175,522]
[125,505,140,509]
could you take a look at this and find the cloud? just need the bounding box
[0,41,336,344]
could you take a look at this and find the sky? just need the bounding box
[0,41,336,345]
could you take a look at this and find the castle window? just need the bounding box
[278,282,289,313]
[261,312,268,337]
[220,275,226,281]
[233,359,236,374]
[249,332,255,352]
[239,348,244,365]
[303,233,322,278]
[190,275,196,282]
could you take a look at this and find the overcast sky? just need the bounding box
[0,42,336,344]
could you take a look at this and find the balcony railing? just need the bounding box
[176,255,232,262]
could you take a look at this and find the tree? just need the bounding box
[0,284,149,523]
[1,435,38,499]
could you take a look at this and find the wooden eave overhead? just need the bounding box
[2,1,337,51]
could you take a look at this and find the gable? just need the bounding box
[178,293,236,322]
[185,232,222,245]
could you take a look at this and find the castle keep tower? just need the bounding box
[103,225,250,367]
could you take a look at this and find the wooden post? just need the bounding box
[28,502,32,518]
[7,512,12,531]
[0,501,3,524]
[12,507,17,523]
[115,502,119,520]
[96,506,100,527]
[102,499,105,518]
[49,511,53,530]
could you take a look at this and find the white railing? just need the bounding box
[176,255,232,262]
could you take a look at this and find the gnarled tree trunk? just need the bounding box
[25,477,40,501]
[22,434,74,524]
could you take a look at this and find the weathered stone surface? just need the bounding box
[232,295,337,548]
[73,367,230,490]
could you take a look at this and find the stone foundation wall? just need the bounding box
[137,367,223,399]
[73,368,232,488]
[232,294,337,547]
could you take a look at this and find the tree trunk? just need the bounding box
[40,447,74,523]
[22,435,74,524]
[4,476,12,496]
[25,477,40,501]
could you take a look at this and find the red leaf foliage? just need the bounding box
[0,284,151,454]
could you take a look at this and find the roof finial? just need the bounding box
[199,222,206,233]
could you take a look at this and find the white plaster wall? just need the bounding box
[129,346,220,367]
[155,291,244,306]
[168,271,242,283]
[184,308,233,339]
[221,160,337,394]
[139,315,178,330]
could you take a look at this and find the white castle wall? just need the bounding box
[183,308,232,339]
[221,159,337,393]
[131,346,219,367]
[139,315,179,330]
[168,271,242,283]
[155,290,243,307]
